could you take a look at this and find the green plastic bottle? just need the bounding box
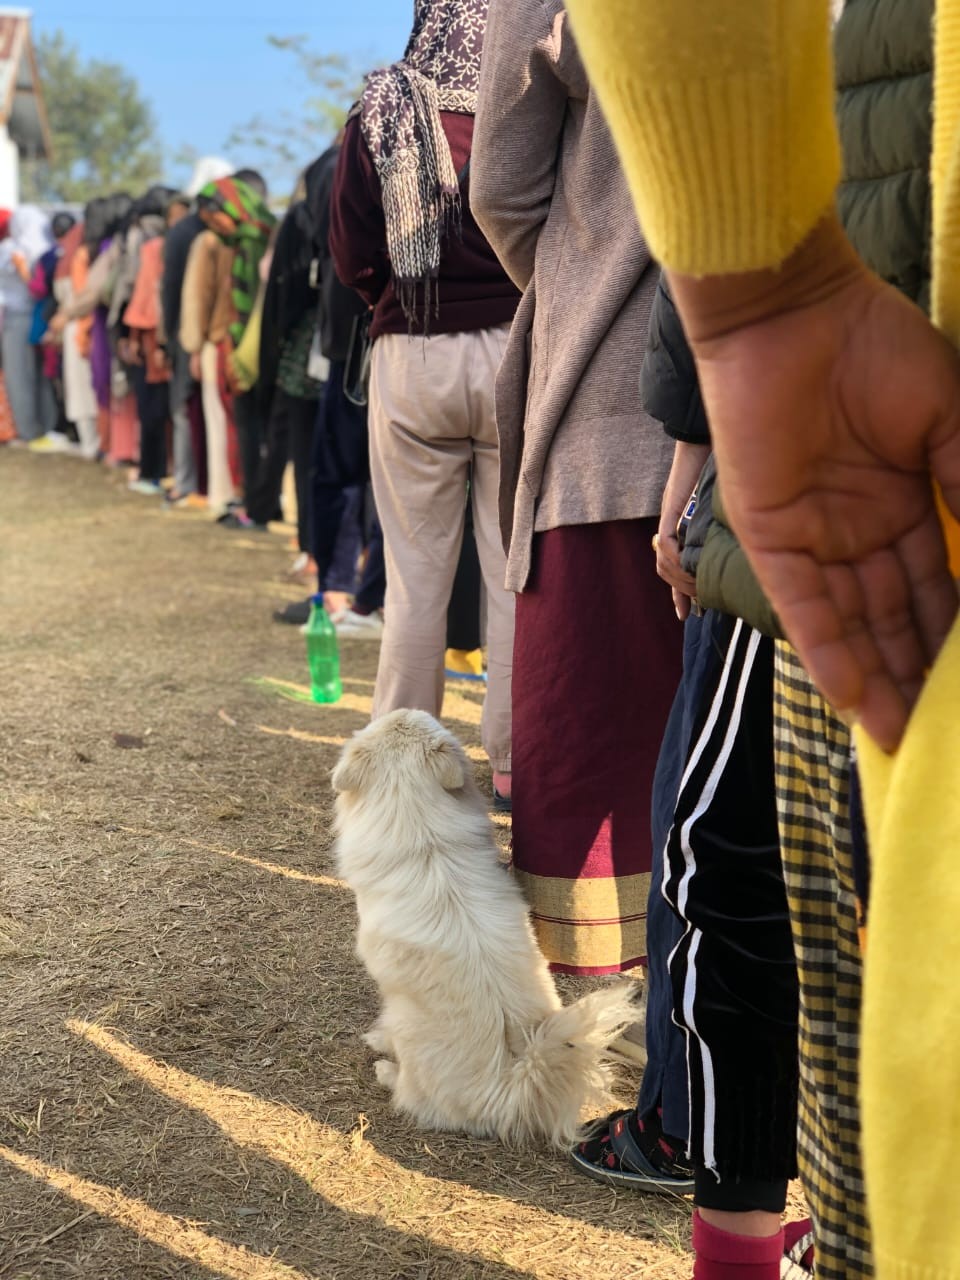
[305,594,342,704]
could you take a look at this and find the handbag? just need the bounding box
[342,310,372,407]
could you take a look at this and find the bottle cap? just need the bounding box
[309,593,325,607]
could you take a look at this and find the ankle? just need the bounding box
[492,770,511,799]
[698,1209,782,1239]
[692,1210,784,1280]
[324,591,351,614]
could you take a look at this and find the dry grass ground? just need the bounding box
[0,451,695,1280]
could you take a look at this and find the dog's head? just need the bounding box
[332,709,468,805]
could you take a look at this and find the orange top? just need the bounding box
[70,245,94,360]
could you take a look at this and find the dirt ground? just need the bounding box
[0,451,695,1280]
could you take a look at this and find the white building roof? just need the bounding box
[0,10,50,159]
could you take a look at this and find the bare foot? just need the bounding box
[324,591,351,616]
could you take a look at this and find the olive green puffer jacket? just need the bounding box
[836,0,933,313]
[693,0,933,637]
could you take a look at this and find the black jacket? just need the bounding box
[312,144,366,363]
[162,212,204,349]
[640,277,709,447]
[258,203,319,404]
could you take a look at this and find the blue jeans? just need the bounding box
[312,369,385,611]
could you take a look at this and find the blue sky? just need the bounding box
[32,1,413,186]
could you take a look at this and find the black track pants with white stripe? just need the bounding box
[662,613,800,1185]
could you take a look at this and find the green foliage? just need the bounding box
[22,31,162,203]
[224,36,366,196]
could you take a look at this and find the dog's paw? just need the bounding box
[364,1026,392,1055]
[374,1058,398,1090]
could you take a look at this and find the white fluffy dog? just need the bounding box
[332,709,636,1148]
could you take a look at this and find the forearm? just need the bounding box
[660,441,711,528]
[329,120,391,305]
[564,0,839,275]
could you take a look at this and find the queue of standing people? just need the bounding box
[0,156,393,643]
[3,0,941,1277]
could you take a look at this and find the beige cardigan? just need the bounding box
[472,0,673,591]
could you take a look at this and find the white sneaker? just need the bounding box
[335,608,384,640]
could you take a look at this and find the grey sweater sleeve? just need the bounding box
[471,0,569,291]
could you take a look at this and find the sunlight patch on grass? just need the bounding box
[66,1021,648,1277]
[249,677,372,716]
[114,828,345,889]
[440,688,483,728]
[190,843,346,890]
[255,723,349,748]
[0,1145,317,1280]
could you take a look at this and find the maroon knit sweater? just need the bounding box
[329,112,520,340]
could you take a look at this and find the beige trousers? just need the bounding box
[200,342,236,517]
[368,325,514,773]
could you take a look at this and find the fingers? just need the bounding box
[897,510,959,667]
[927,364,960,529]
[851,552,928,695]
[752,549,911,751]
[654,532,698,596]
[847,522,959,745]
[753,535,958,752]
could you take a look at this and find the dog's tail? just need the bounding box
[490,985,637,1149]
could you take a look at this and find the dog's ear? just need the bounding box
[332,738,374,794]
[428,739,466,792]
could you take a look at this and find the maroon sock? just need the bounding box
[692,1212,784,1280]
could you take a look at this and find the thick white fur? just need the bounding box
[332,709,636,1148]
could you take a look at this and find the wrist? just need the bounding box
[661,442,711,526]
[667,214,863,347]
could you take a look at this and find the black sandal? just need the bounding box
[493,788,512,814]
[570,1108,695,1196]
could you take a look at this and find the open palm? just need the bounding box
[691,266,960,750]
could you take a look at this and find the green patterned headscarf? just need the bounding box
[198,177,275,346]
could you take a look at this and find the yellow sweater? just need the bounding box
[562,3,960,1278]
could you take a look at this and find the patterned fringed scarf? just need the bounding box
[356,0,489,327]
[198,178,276,346]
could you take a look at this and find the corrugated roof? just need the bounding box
[0,10,50,159]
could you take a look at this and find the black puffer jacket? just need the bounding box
[640,278,708,449]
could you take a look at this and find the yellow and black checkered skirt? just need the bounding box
[773,644,873,1280]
